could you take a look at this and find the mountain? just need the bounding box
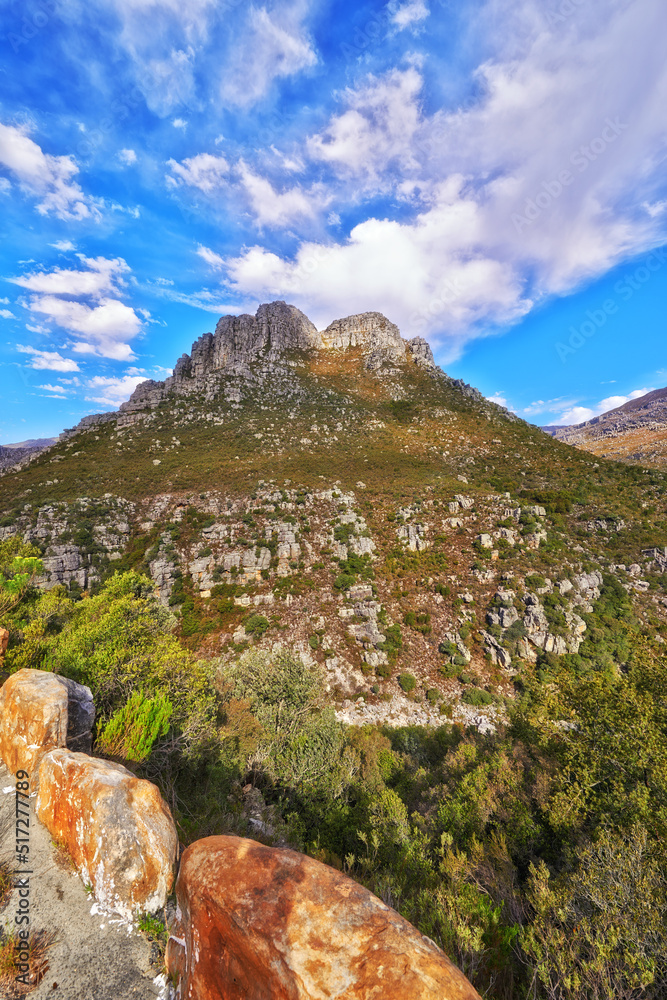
[550,387,667,466]
[0,437,57,473]
[1,301,667,730]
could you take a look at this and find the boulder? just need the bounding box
[167,835,482,1000]
[54,675,95,754]
[36,749,178,919]
[0,668,68,779]
[0,627,9,659]
[0,668,95,778]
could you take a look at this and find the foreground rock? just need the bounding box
[0,668,94,779]
[36,749,178,920]
[167,835,481,999]
[0,668,95,784]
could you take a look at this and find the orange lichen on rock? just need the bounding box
[167,835,482,1000]
[36,748,178,919]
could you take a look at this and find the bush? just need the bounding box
[461,687,494,706]
[398,672,417,693]
[97,689,173,762]
[244,614,270,638]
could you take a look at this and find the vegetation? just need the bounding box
[1,558,665,998]
[2,343,667,997]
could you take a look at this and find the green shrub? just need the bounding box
[97,690,173,762]
[461,687,494,706]
[398,672,417,693]
[245,614,270,638]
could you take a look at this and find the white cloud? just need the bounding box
[16,346,80,372]
[0,122,95,220]
[11,257,143,360]
[390,0,429,30]
[118,148,137,165]
[227,0,667,355]
[85,373,147,406]
[558,387,654,425]
[36,383,69,393]
[10,256,130,298]
[0,297,9,304]
[172,118,187,129]
[486,393,508,407]
[237,162,324,228]
[50,240,76,252]
[220,6,317,108]
[308,68,423,182]
[0,177,10,195]
[0,309,15,319]
[167,152,229,193]
[196,245,225,268]
[104,0,217,116]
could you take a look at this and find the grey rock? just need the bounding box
[54,676,95,754]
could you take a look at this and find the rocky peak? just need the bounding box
[174,301,320,380]
[117,301,440,415]
[321,310,406,368]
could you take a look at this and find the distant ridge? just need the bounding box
[550,388,667,467]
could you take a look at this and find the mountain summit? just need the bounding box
[120,302,437,416]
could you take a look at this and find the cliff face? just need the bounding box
[119,301,436,415]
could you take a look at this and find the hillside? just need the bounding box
[3,301,667,999]
[550,387,667,467]
[2,301,667,731]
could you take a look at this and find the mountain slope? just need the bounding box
[2,302,667,731]
[550,387,667,466]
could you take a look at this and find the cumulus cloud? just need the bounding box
[307,67,423,183]
[167,152,229,193]
[0,122,95,220]
[16,346,80,372]
[86,373,148,407]
[225,0,667,355]
[11,257,143,360]
[50,240,76,252]
[11,256,130,298]
[237,162,325,228]
[558,388,654,426]
[118,148,137,165]
[0,309,15,319]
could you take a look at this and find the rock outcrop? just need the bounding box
[114,302,442,417]
[36,749,178,919]
[0,668,93,780]
[166,834,482,1000]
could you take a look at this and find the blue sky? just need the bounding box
[1,0,666,443]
